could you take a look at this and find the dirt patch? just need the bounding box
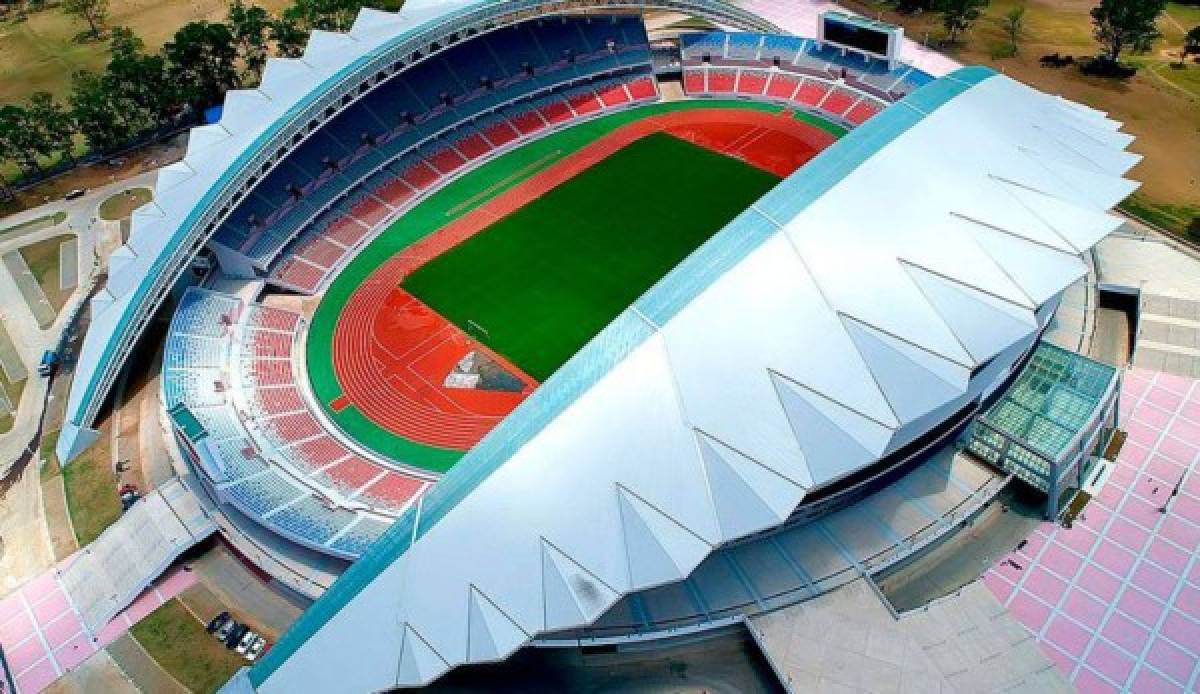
[0,451,55,594]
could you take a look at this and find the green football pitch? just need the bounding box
[306,100,844,471]
[402,132,780,381]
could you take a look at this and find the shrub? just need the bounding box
[1187,217,1200,243]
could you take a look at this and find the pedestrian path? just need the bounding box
[0,561,196,694]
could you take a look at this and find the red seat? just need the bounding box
[708,70,736,92]
[845,99,882,125]
[821,88,857,116]
[736,70,768,95]
[793,80,830,107]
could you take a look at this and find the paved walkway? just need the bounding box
[0,169,160,479]
[749,578,1068,692]
[1135,295,1200,378]
[0,455,55,596]
[42,649,138,694]
[0,559,196,694]
[983,368,1200,692]
[182,543,304,642]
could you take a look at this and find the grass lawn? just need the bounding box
[0,211,66,240]
[1120,193,1200,236]
[61,433,121,545]
[0,371,24,434]
[307,100,832,470]
[403,132,779,380]
[130,598,245,694]
[98,187,153,220]
[842,0,1200,234]
[19,233,76,315]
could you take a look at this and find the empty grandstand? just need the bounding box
[679,31,925,124]
[165,287,432,558]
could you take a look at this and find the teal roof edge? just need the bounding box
[249,64,998,688]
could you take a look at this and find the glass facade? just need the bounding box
[965,342,1119,517]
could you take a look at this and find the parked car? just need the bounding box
[225,623,248,649]
[206,611,231,634]
[63,188,87,200]
[214,619,236,643]
[235,630,258,656]
[245,636,267,662]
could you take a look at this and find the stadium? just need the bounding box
[44,0,1147,690]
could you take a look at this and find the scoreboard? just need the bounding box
[818,12,904,69]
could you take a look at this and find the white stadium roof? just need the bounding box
[235,58,1140,692]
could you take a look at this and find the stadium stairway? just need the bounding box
[57,476,217,635]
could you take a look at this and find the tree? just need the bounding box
[936,0,989,43]
[0,106,40,174]
[69,69,135,151]
[283,0,361,32]
[1003,5,1026,54]
[270,14,309,58]
[1090,0,1167,63]
[164,21,240,112]
[26,92,77,165]
[895,0,934,13]
[62,0,108,40]
[0,104,56,174]
[106,26,176,130]
[1184,25,1200,62]
[229,0,273,83]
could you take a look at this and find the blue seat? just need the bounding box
[268,496,357,546]
[726,33,761,60]
[484,24,548,74]
[761,35,806,64]
[226,470,304,517]
[680,31,725,60]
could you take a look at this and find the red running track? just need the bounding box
[331,108,837,450]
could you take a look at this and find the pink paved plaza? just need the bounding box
[985,368,1200,692]
[0,557,196,694]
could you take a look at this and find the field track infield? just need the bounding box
[325,107,834,460]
